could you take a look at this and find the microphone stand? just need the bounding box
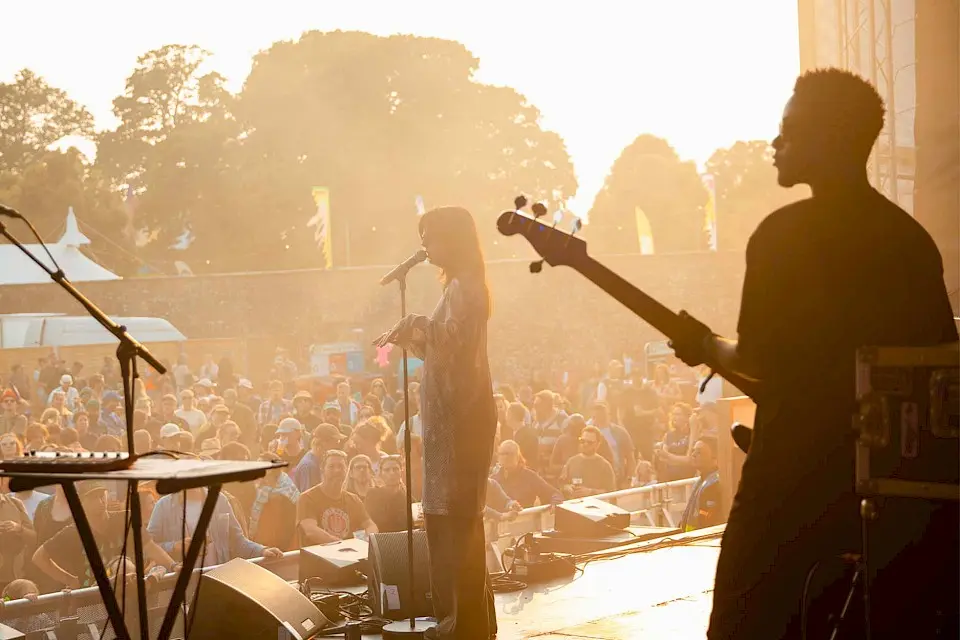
[381,263,435,640]
[0,218,164,640]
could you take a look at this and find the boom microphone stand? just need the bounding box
[379,260,435,639]
[0,208,165,640]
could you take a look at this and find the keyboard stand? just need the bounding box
[2,458,285,640]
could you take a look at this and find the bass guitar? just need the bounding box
[496,197,762,413]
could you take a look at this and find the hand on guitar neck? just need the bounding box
[670,310,762,401]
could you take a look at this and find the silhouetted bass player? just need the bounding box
[671,69,958,639]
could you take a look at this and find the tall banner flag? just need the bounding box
[308,187,333,269]
[415,195,426,216]
[702,173,718,251]
[635,206,655,255]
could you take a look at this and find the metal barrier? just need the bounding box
[0,478,699,636]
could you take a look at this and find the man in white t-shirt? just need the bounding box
[175,390,207,434]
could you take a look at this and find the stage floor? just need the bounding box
[366,525,724,640]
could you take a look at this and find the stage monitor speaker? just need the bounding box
[555,497,631,537]
[300,539,370,586]
[189,558,329,639]
[367,530,433,620]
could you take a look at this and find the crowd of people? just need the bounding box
[0,347,726,614]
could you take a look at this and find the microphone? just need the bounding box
[0,204,21,218]
[379,250,428,286]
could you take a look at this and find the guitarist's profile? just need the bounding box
[670,69,958,638]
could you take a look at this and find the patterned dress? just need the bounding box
[408,275,497,517]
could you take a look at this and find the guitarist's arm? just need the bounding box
[702,335,762,400]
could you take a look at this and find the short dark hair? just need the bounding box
[792,68,885,157]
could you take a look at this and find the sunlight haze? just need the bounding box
[0,0,799,217]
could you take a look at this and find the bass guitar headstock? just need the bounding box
[496,195,587,273]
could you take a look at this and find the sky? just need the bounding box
[0,0,799,217]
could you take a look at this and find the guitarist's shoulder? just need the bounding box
[750,197,817,245]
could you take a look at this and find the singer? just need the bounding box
[375,207,497,640]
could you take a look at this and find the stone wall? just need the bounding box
[0,252,746,380]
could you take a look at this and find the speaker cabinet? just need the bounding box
[555,497,630,537]
[367,530,432,620]
[190,558,329,639]
[300,539,369,586]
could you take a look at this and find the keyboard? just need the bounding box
[0,451,133,474]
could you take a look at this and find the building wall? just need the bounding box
[0,252,747,382]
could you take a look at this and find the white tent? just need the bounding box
[0,314,186,348]
[0,207,121,285]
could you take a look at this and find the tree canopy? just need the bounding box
[587,135,707,254]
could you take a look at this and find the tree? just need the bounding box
[0,69,95,172]
[232,31,576,269]
[95,45,240,268]
[704,141,808,250]
[0,148,135,274]
[587,135,707,254]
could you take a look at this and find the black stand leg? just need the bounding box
[157,486,222,640]
[381,270,434,639]
[62,483,130,640]
[118,347,149,640]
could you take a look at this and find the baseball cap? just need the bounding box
[211,404,230,415]
[276,417,303,434]
[1,389,17,402]
[196,378,215,389]
[293,390,313,402]
[238,379,254,390]
[313,423,346,443]
[60,374,73,385]
[159,423,181,439]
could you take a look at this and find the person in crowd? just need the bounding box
[619,384,662,463]
[650,363,683,408]
[0,486,35,593]
[73,411,98,450]
[34,481,174,589]
[679,437,722,532]
[47,391,72,425]
[369,378,396,414]
[344,454,379,500]
[175,389,207,434]
[491,440,562,508]
[654,403,697,482]
[589,402,636,488]
[633,459,658,487]
[530,390,568,482]
[593,359,625,408]
[1,579,55,635]
[199,354,219,382]
[291,390,320,433]
[148,483,282,566]
[297,450,379,544]
[321,403,350,437]
[258,380,292,426]
[364,455,407,532]
[192,378,216,399]
[393,381,422,447]
[216,420,241,448]
[558,425,616,499]
[177,430,195,453]
[0,432,22,460]
[334,381,360,427]
[158,423,181,450]
[222,388,258,451]
[249,452,300,551]
[291,424,345,492]
[98,392,125,437]
[199,438,221,458]
[274,417,306,469]
[24,422,48,451]
[0,389,21,434]
[549,414,614,477]
[156,394,188,432]
[47,375,79,412]
[348,421,388,473]
[133,429,152,455]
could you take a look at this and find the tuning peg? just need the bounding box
[514,195,529,211]
[529,259,544,274]
[552,210,563,226]
[571,218,583,234]
[531,202,548,218]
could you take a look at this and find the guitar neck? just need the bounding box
[574,256,760,399]
[575,257,683,340]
